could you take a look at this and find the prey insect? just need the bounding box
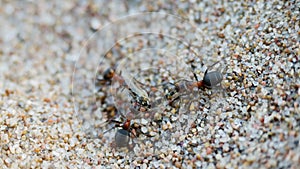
[97,67,152,113]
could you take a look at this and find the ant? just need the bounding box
[151,60,225,105]
[107,117,132,148]
[103,111,153,148]
[96,67,125,86]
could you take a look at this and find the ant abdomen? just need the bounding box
[115,129,130,147]
[203,71,223,88]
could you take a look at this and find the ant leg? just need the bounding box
[102,117,123,133]
[128,127,137,138]
[204,60,222,77]
[208,60,220,68]
[119,111,130,120]
[143,132,154,138]
[203,60,220,78]
[221,85,226,98]
[204,68,209,77]
[193,72,199,82]
[138,126,155,138]
[103,120,121,134]
[129,122,154,138]
[95,78,110,86]
[110,119,123,124]
[103,126,115,134]
[187,59,199,82]
[168,93,190,109]
[168,95,181,107]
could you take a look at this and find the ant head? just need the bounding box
[103,68,115,80]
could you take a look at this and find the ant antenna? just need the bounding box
[207,60,221,70]
[119,109,128,120]
[103,119,121,134]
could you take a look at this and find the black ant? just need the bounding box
[153,60,225,104]
[96,67,125,86]
[104,111,153,148]
[107,117,132,148]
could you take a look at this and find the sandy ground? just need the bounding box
[0,0,299,168]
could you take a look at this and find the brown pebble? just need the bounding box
[43,98,51,103]
[254,23,260,29]
[196,154,202,161]
[217,32,225,38]
[284,48,291,54]
[206,147,213,155]
[175,161,182,168]
[5,89,13,96]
